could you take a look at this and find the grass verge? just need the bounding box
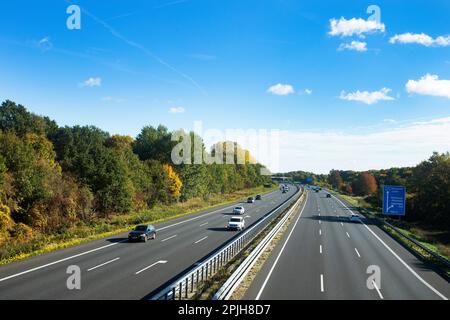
[0,185,277,266]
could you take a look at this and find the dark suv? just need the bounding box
[128,225,157,242]
[256,195,262,200]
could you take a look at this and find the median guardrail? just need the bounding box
[213,190,306,300]
[150,185,303,300]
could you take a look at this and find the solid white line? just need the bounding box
[87,257,120,272]
[320,245,323,254]
[331,194,448,300]
[255,193,309,300]
[195,236,208,244]
[135,260,168,275]
[0,240,127,283]
[199,222,209,227]
[161,235,177,242]
[373,280,384,299]
[355,248,361,258]
[320,274,325,292]
[346,232,351,238]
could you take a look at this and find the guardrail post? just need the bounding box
[185,278,189,298]
[172,287,176,300]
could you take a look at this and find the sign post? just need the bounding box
[382,185,406,217]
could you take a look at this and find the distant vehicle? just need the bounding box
[326,194,331,198]
[350,213,360,222]
[233,206,245,215]
[315,189,320,193]
[247,197,255,203]
[128,224,156,242]
[256,195,262,200]
[227,217,245,231]
[282,189,287,194]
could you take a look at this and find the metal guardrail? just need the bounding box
[213,191,306,300]
[150,186,303,300]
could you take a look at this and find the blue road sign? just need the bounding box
[383,185,406,216]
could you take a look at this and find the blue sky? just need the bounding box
[1,0,449,173]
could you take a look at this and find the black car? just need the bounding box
[247,197,255,203]
[256,195,262,200]
[128,224,157,242]
[326,194,331,198]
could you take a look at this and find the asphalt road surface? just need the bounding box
[0,187,298,300]
[244,189,450,300]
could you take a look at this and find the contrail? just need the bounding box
[65,0,207,95]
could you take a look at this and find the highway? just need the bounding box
[0,187,298,300]
[244,189,450,300]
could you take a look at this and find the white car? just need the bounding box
[233,206,245,215]
[350,213,360,222]
[228,217,245,231]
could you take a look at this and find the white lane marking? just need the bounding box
[319,229,322,236]
[0,190,280,284]
[346,232,351,239]
[195,236,208,244]
[255,192,309,300]
[341,222,344,227]
[135,260,168,275]
[319,220,321,225]
[0,240,127,283]
[199,222,209,227]
[373,280,384,299]
[355,248,361,258]
[87,257,120,272]
[161,235,177,242]
[245,215,251,218]
[320,274,325,292]
[331,194,448,300]
[320,245,323,254]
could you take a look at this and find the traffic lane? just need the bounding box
[244,192,314,300]
[0,188,280,281]
[329,193,449,300]
[316,194,380,299]
[0,187,280,278]
[50,188,299,299]
[248,191,377,300]
[0,188,297,299]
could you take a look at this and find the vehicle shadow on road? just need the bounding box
[207,227,230,232]
[106,237,129,243]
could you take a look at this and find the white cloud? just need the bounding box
[338,41,368,52]
[303,89,313,95]
[329,17,385,37]
[390,33,450,47]
[169,107,186,114]
[269,117,450,173]
[406,74,450,99]
[81,77,102,87]
[340,88,395,105]
[267,83,295,95]
[101,96,124,103]
[383,119,397,124]
[37,37,53,52]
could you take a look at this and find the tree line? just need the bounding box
[0,100,270,243]
[281,154,450,229]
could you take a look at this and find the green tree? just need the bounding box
[133,125,174,163]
